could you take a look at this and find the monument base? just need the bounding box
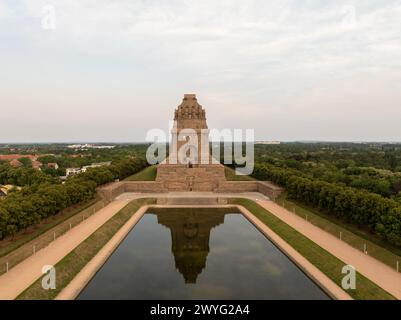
[156,162,226,192]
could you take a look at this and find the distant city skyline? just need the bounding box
[1,0,401,143]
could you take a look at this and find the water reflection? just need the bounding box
[155,208,226,283]
[78,208,329,300]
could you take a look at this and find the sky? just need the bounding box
[0,0,401,143]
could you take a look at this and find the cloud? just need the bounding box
[0,0,401,142]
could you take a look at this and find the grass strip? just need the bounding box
[224,167,257,181]
[124,165,157,181]
[17,198,156,300]
[230,198,395,300]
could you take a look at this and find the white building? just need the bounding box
[81,161,112,173]
[255,141,281,145]
[67,144,115,150]
[66,168,82,177]
[47,162,59,170]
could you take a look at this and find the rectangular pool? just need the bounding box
[78,208,329,299]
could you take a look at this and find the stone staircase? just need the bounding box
[157,197,228,205]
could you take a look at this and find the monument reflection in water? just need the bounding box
[78,208,328,300]
[157,208,225,284]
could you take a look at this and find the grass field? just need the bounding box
[17,198,156,300]
[276,193,401,271]
[225,167,256,181]
[125,165,157,181]
[230,198,395,300]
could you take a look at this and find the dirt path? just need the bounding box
[0,199,129,300]
[257,200,401,299]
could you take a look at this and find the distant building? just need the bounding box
[47,163,59,170]
[92,145,115,149]
[68,154,86,158]
[81,161,112,173]
[0,154,36,161]
[67,144,115,150]
[66,168,82,177]
[10,159,23,168]
[31,160,42,170]
[255,141,281,145]
[0,154,43,170]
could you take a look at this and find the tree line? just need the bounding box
[253,163,401,247]
[0,163,57,187]
[0,157,148,239]
[253,143,401,200]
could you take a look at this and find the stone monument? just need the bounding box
[156,94,226,191]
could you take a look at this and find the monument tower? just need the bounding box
[156,94,226,191]
[169,94,210,165]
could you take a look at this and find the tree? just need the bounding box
[18,157,32,168]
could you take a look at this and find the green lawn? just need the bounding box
[230,198,395,300]
[225,166,256,181]
[276,193,401,270]
[124,165,157,181]
[17,198,156,300]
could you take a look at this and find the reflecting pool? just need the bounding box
[78,208,329,299]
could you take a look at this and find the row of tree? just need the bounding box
[253,163,401,247]
[253,143,401,199]
[0,157,148,239]
[0,163,57,187]
[254,143,401,172]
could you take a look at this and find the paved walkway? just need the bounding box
[0,192,400,299]
[0,199,130,300]
[257,200,401,299]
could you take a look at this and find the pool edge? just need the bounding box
[56,203,352,300]
[237,205,352,300]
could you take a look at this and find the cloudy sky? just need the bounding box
[1,0,401,142]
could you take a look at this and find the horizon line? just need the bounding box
[1,140,401,145]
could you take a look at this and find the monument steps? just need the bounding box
[157,197,228,205]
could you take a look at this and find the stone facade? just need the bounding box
[156,94,226,191]
[156,164,226,192]
[168,93,210,165]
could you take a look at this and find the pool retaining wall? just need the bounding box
[56,201,351,300]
